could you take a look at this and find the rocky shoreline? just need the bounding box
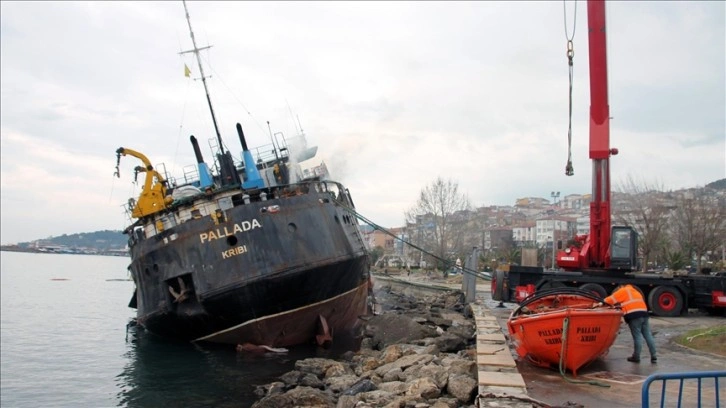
[250,286,481,408]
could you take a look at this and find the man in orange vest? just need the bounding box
[600,284,657,363]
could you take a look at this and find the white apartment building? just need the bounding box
[512,222,537,245]
[535,217,575,247]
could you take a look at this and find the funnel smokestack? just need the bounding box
[189,135,214,189]
[236,123,249,151]
[235,122,265,189]
[190,135,205,164]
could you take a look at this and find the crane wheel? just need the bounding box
[647,286,684,317]
[578,283,607,299]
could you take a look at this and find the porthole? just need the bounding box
[227,235,238,246]
[288,223,297,232]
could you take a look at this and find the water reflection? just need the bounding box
[116,324,362,407]
[116,326,295,407]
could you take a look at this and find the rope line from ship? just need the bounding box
[339,203,492,283]
[558,317,611,388]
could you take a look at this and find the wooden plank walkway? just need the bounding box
[471,303,529,398]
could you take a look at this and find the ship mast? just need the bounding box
[180,0,225,155]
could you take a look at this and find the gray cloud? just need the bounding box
[1,1,724,243]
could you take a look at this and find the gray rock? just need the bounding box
[446,373,477,403]
[252,287,484,408]
[440,356,477,377]
[253,381,286,398]
[279,370,303,387]
[428,316,453,327]
[324,361,351,378]
[353,356,381,376]
[341,378,377,396]
[374,353,435,377]
[325,374,360,394]
[295,357,340,377]
[353,389,397,407]
[381,344,404,364]
[430,397,460,408]
[251,386,335,408]
[433,333,467,352]
[360,337,376,350]
[300,373,325,389]
[377,380,407,395]
[446,323,475,340]
[382,367,403,382]
[405,376,441,399]
[365,314,439,349]
[402,363,449,389]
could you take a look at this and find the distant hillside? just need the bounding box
[706,178,726,190]
[16,230,127,250]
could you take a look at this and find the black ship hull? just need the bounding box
[125,182,371,346]
[118,6,371,347]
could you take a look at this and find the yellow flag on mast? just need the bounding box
[184,64,191,78]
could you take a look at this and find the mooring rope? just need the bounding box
[340,202,491,281]
[558,316,611,387]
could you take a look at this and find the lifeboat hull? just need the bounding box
[507,289,623,377]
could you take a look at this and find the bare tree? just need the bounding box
[405,177,472,271]
[449,211,485,262]
[614,175,672,272]
[671,188,726,273]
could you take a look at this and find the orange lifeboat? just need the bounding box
[507,288,623,377]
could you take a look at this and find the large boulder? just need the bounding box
[446,373,477,403]
[251,386,335,408]
[295,358,340,377]
[405,376,441,399]
[364,314,439,349]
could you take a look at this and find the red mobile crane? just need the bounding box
[556,0,638,273]
[492,0,726,317]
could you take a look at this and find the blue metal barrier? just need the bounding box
[642,371,725,408]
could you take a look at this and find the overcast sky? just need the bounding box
[1,1,724,245]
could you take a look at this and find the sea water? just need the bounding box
[0,251,345,408]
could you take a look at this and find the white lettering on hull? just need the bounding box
[222,245,248,259]
[199,219,262,244]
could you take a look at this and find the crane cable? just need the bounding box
[564,0,577,177]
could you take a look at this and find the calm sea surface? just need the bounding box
[0,251,349,408]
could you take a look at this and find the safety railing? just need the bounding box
[642,370,725,408]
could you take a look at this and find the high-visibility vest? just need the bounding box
[605,285,648,315]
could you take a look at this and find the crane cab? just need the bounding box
[610,226,638,271]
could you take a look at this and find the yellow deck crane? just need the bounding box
[115,147,173,218]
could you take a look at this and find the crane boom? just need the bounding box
[587,0,615,268]
[115,147,172,218]
[557,0,636,272]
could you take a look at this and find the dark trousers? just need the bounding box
[627,316,657,359]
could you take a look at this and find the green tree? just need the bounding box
[663,249,687,271]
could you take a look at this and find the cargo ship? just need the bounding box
[116,1,371,348]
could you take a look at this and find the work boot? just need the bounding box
[651,357,657,364]
[627,356,640,363]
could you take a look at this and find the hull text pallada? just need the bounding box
[200,219,261,244]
